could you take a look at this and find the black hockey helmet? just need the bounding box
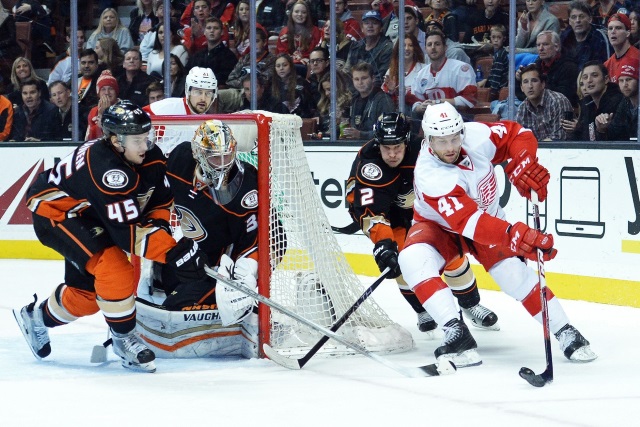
[374,112,411,145]
[102,100,152,137]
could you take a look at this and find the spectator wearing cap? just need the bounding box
[605,13,640,84]
[598,64,639,140]
[561,0,612,71]
[9,79,58,142]
[381,0,417,44]
[404,5,426,56]
[424,18,471,64]
[515,63,573,141]
[343,10,394,86]
[85,70,120,140]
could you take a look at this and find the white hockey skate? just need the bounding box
[13,294,51,360]
[462,304,500,331]
[555,324,597,362]
[111,330,156,373]
[434,319,482,368]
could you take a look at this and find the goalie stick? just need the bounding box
[204,266,456,378]
[519,191,554,387]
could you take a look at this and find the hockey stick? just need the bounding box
[519,191,554,387]
[330,221,361,234]
[205,266,455,378]
[264,267,393,370]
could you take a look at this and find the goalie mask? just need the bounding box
[192,119,244,205]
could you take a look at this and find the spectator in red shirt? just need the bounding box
[277,0,322,77]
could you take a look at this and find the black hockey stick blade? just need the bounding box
[330,221,361,234]
[205,266,451,378]
[518,366,553,387]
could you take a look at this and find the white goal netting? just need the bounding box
[151,111,414,357]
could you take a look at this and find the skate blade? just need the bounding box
[90,345,108,363]
[120,359,156,373]
[438,349,482,368]
[569,345,598,363]
[12,308,46,360]
[465,316,500,331]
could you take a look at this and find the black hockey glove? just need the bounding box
[165,238,207,282]
[373,239,402,279]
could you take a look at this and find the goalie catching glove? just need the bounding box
[508,222,557,261]
[504,149,550,202]
[165,238,207,282]
[215,254,257,326]
[373,239,402,279]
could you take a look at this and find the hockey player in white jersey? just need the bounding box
[143,66,218,117]
[398,102,597,368]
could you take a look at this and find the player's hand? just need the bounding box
[373,239,402,279]
[504,149,550,202]
[140,217,171,234]
[165,238,207,282]
[508,222,557,261]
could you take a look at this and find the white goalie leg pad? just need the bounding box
[216,255,257,326]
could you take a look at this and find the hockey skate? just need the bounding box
[13,294,51,360]
[462,304,500,331]
[434,319,482,368]
[555,324,597,362]
[111,329,156,373]
[417,310,437,335]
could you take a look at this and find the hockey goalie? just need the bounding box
[135,119,280,359]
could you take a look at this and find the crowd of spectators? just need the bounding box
[0,0,639,142]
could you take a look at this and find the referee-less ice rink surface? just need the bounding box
[1,260,638,426]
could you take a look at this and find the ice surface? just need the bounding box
[1,259,638,426]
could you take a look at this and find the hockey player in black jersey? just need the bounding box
[346,112,500,333]
[13,101,207,373]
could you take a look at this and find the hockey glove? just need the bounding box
[373,239,402,279]
[504,149,550,202]
[508,222,557,261]
[140,217,172,234]
[165,238,207,282]
[216,254,256,326]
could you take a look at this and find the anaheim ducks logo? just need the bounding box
[395,189,415,209]
[102,169,128,189]
[360,163,383,181]
[173,205,207,241]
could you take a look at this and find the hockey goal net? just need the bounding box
[148,111,414,358]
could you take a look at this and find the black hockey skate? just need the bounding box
[434,319,482,368]
[417,310,437,333]
[555,324,597,362]
[462,304,500,331]
[13,294,51,360]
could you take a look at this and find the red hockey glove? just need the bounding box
[508,222,557,261]
[504,149,550,202]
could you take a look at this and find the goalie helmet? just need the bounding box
[374,112,411,146]
[185,66,218,99]
[191,119,244,205]
[421,102,465,141]
[101,100,154,148]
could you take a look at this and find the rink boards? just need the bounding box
[0,142,639,307]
